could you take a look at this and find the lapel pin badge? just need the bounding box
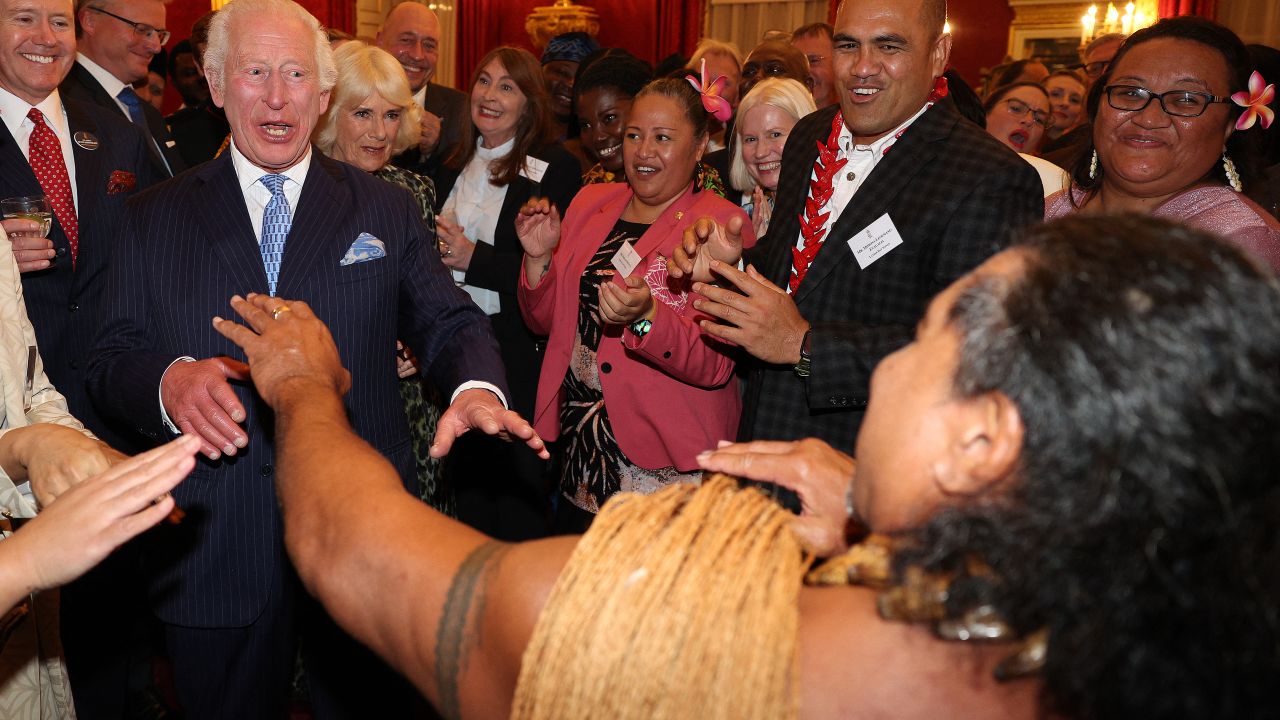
[73,131,100,150]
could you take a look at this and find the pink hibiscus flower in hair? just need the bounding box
[1231,71,1275,131]
[686,58,733,123]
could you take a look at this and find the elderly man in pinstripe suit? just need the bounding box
[673,0,1043,456]
[85,0,544,717]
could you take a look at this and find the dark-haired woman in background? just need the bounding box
[576,52,729,196]
[983,82,1070,195]
[1043,69,1087,144]
[575,50,652,185]
[517,78,754,531]
[434,46,582,539]
[1045,17,1280,271]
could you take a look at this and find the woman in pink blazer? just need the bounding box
[517,78,755,530]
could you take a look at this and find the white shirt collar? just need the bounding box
[77,53,129,99]
[413,84,427,109]
[0,86,68,140]
[229,140,313,192]
[841,102,932,155]
[474,135,515,161]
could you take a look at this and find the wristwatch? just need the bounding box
[794,329,813,378]
[630,317,653,338]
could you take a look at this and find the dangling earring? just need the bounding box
[1223,153,1242,192]
[1088,150,1099,180]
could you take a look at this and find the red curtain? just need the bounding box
[455,0,704,92]
[1158,0,1217,19]
[455,0,495,90]
[654,0,703,62]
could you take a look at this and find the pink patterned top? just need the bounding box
[1045,185,1280,273]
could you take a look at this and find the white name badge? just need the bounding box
[848,213,905,270]
[611,241,642,278]
[520,156,549,183]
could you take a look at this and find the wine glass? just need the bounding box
[0,196,53,238]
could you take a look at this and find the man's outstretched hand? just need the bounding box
[212,293,548,460]
[212,294,351,410]
[430,388,549,460]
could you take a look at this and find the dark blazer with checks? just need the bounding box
[0,97,159,451]
[86,150,507,626]
[738,100,1043,454]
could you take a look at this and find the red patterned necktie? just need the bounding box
[26,108,79,266]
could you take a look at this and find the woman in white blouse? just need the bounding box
[433,46,582,540]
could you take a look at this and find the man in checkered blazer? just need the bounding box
[676,0,1043,455]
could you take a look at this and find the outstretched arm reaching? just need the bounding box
[213,293,575,719]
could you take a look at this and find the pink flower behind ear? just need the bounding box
[686,58,734,123]
[1231,70,1275,131]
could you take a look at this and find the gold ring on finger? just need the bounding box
[271,305,292,320]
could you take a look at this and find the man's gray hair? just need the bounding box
[202,0,337,96]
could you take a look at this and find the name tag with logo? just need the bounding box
[848,213,904,269]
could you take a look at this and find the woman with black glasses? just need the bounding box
[1045,16,1280,272]
[982,83,1069,195]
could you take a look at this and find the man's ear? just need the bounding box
[931,31,954,80]
[933,391,1023,499]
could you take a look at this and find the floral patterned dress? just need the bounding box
[374,164,453,515]
[558,219,701,514]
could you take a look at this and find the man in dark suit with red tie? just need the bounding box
[59,0,185,177]
[0,0,161,714]
[87,0,544,717]
[673,0,1043,457]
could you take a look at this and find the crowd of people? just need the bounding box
[0,0,1276,718]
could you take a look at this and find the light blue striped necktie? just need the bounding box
[259,174,290,296]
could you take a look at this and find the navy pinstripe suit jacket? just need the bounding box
[0,98,159,451]
[738,101,1044,454]
[87,149,507,626]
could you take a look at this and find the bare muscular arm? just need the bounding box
[213,294,577,719]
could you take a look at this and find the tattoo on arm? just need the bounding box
[538,260,551,280]
[434,541,511,720]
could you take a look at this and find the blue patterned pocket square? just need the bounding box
[340,233,386,266]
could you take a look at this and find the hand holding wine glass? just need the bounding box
[1,196,56,273]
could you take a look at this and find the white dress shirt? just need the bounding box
[229,140,310,237]
[0,87,80,210]
[77,53,131,117]
[795,103,931,255]
[442,136,513,316]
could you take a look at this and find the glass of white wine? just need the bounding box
[1,196,53,238]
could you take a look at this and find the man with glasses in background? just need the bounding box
[792,22,837,107]
[61,0,186,177]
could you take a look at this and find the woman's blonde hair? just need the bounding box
[687,38,743,71]
[729,78,816,193]
[314,41,423,160]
